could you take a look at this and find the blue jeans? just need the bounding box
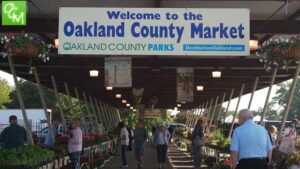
[156,144,168,163]
[69,151,81,169]
[121,145,128,166]
[193,145,202,168]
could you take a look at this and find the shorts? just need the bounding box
[134,143,145,156]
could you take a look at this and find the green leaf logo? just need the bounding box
[2,1,27,26]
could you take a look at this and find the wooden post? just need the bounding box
[7,55,34,145]
[278,62,300,140]
[89,96,99,125]
[193,104,204,128]
[228,84,245,138]
[64,82,74,114]
[98,100,108,128]
[94,99,104,126]
[83,92,96,133]
[51,75,66,130]
[207,99,214,125]
[74,87,88,133]
[223,89,234,122]
[185,110,191,127]
[189,109,196,128]
[216,93,226,126]
[117,109,121,121]
[260,68,278,124]
[104,103,113,126]
[208,96,219,132]
[248,77,259,110]
[33,67,54,141]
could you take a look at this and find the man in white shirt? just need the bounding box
[119,122,129,168]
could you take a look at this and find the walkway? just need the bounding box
[101,143,207,169]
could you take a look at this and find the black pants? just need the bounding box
[156,144,168,163]
[237,158,268,169]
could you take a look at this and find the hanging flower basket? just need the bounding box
[257,36,300,71]
[0,33,53,62]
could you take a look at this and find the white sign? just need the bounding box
[177,68,194,102]
[144,109,161,118]
[105,57,132,87]
[59,8,250,56]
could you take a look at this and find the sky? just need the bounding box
[0,70,282,113]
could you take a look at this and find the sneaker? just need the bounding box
[122,165,128,168]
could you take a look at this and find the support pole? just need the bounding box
[33,67,54,141]
[83,92,96,133]
[74,88,87,134]
[117,109,121,121]
[98,100,108,128]
[207,99,214,124]
[105,103,113,126]
[64,82,74,114]
[278,62,300,140]
[89,96,99,125]
[51,75,66,130]
[94,99,104,126]
[260,68,278,124]
[216,93,226,126]
[208,96,219,132]
[189,109,196,128]
[248,77,259,109]
[185,110,191,127]
[193,104,204,128]
[7,55,34,145]
[228,84,245,138]
[223,89,234,123]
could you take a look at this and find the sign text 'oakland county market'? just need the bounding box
[59,8,249,56]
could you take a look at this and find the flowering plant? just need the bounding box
[257,36,300,71]
[0,33,53,62]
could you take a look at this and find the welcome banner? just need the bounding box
[59,8,249,56]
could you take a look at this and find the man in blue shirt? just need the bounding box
[230,109,272,169]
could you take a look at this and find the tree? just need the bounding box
[271,78,300,120]
[0,78,12,109]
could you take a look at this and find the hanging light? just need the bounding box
[249,35,259,51]
[133,109,137,112]
[130,106,133,110]
[122,100,127,104]
[116,94,122,99]
[177,104,181,108]
[126,103,130,107]
[89,70,99,77]
[106,86,113,91]
[54,38,59,48]
[212,70,221,78]
[181,101,186,104]
[196,85,204,91]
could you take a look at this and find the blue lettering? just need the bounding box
[107,11,121,19]
[64,21,74,37]
[131,22,140,37]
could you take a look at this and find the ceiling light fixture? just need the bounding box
[116,94,122,99]
[130,106,133,110]
[249,35,259,51]
[106,86,113,90]
[54,38,59,48]
[181,101,186,104]
[89,70,99,77]
[177,104,181,107]
[122,100,127,104]
[197,85,204,91]
[126,103,130,107]
[212,70,221,78]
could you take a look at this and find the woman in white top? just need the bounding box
[119,122,129,168]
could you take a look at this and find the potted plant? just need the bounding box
[257,36,300,71]
[0,33,53,62]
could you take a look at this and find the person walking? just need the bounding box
[167,124,173,143]
[230,109,272,169]
[67,118,83,169]
[191,117,206,169]
[153,123,170,169]
[0,115,27,149]
[133,120,148,169]
[127,126,134,151]
[119,122,129,168]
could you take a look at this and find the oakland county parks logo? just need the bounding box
[2,1,27,26]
